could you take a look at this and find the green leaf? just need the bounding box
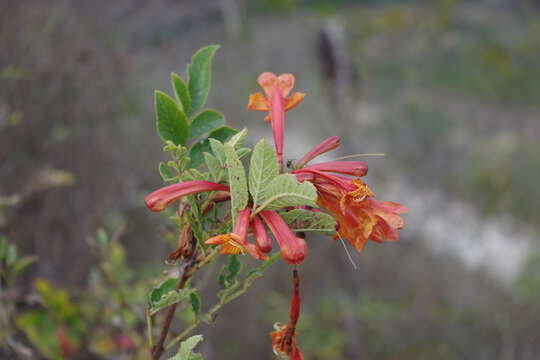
[209,139,225,164]
[188,127,238,168]
[169,335,204,360]
[189,142,211,169]
[189,110,225,139]
[155,90,189,145]
[96,228,108,248]
[249,139,279,209]
[218,255,242,292]
[171,72,192,115]
[226,255,242,283]
[257,174,317,211]
[208,126,238,143]
[224,143,248,222]
[203,152,223,182]
[11,256,37,279]
[227,127,248,149]
[149,288,194,315]
[149,278,176,302]
[183,169,209,181]
[6,243,17,265]
[159,162,177,182]
[16,311,62,359]
[280,209,337,234]
[190,292,201,315]
[236,147,251,160]
[188,45,220,116]
[245,269,263,288]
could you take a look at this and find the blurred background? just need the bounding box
[1,0,540,359]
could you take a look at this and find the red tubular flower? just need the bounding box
[270,269,304,360]
[145,181,229,212]
[296,136,340,167]
[251,215,273,253]
[206,207,268,260]
[301,161,368,177]
[259,210,307,265]
[248,72,306,166]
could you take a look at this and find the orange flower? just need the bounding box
[294,167,408,251]
[270,270,304,360]
[248,72,306,166]
[206,207,268,260]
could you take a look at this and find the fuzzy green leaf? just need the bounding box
[188,45,219,116]
[189,110,225,139]
[209,139,225,164]
[236,147,251,160]
[159,162,177,182]
[228,127,248,149]
[249,139,279,209]
[149,278,177,305]
[257,174,317,211]
[171,72,191,115]
[169,335,204,360]
[149,288,194,315]
[224,143,248,221]
[155,90,189,145]
[203,152,223,182]
[218,255,242,291]
[280,209,337,234]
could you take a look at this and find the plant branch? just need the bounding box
[164,252,281,350]
[151,250,198,360]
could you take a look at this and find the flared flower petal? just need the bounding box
[247,92,270,112]
[205,233,246,255]
[145,181,229,212]
[206,208,269,260]
[260,210,306,265]
[296,136,341,167]
[295,166,408,251]
[248,72,305,166]
[284,92,306,111]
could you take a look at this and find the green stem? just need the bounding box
[164,252,281,350]
[146,308,154,348]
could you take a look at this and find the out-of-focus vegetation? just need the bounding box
[2,0,540,359]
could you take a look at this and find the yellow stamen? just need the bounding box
[349,179,375,200]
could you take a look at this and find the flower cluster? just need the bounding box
[144,68,408,359]
[249,72,408,255]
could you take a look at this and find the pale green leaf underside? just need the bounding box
[204,152,223,182]
[209,138,225,164]
[249,139,279,209]
[257,174,317,211]
[280,209,337,234]
[168,334,204,360]
[228,127,248,149]
[149,288,194,315]
[224,143,248,222]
